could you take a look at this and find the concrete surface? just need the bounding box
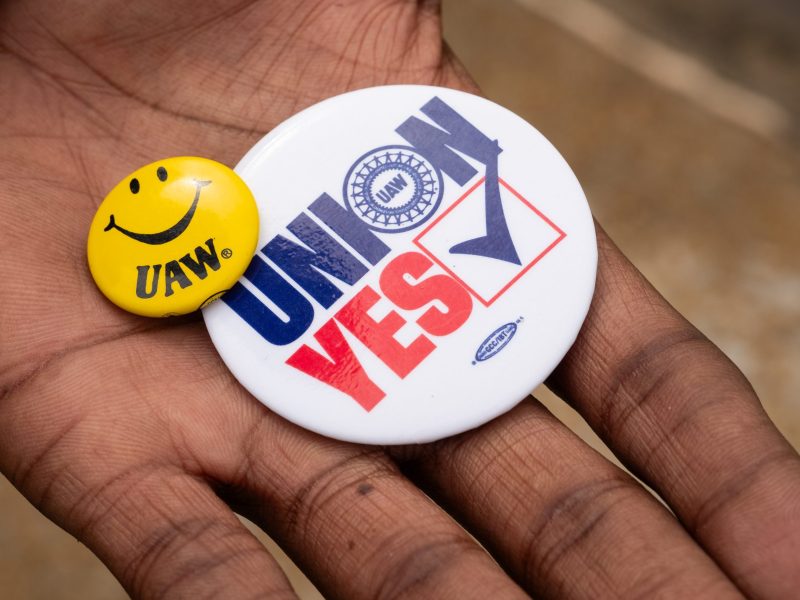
[2,0,798,597]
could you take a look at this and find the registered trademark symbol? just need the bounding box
[221,248,233,259]
[471,361,477,366]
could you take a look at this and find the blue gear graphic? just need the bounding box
[344,146,443,233]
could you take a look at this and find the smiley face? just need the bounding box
[87,157,259,317]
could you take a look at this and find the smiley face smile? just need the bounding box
[104,179,211,245]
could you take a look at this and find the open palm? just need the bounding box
[1,1,798,598]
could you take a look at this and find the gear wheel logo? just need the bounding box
[344,146,443,233]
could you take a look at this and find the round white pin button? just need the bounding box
[203,85,597,445]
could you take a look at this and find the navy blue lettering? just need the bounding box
[389,174,407,190]
[222,255,314,346]
[395,96,502,185]
[308,193,391,266]
[398,96,520,265]
[376,174,408,202]
[265,213,368,309]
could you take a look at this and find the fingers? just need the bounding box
[550,226,800,597]
[206,406,528,600]
[71,468,298,600]
[391,400,742,599]
[123,324,528,600]
[2,310,528,600]
[0,341,297,599]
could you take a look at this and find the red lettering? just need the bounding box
[286,319,385,411]
[336,285,435,378]
[380,252,473,336]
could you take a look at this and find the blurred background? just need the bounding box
[2,0,798,597]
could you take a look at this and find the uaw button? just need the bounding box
[204,86,597,444]
[87,157,259,317]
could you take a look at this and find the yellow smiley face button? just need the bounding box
[87,157,259,317]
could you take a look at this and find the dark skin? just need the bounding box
[1,1,799,598]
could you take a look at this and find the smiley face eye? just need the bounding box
[157,166,168,182]
[130,178,140,194]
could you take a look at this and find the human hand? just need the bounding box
[1,1,798,598]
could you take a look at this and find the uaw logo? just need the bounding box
[223,97,566,411]
[344,146,443,233]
